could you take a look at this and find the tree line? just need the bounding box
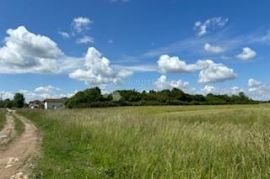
[65,87,257,108]
[0,93,25,108]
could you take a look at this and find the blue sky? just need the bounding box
[0,0,270,101]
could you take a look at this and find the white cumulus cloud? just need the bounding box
[236,47,256,60]
[230,86,244,95]
[157,54,199,73]
[157,54,236,84]
[69,47,132,86]
[201,85,216,94]
[248,78,270,100]
[0,26,69,73]
[72,17,92,33]
[200,86,243,96]
[155,75,189,91]
[197,59,237,84]
[0,85,75,102]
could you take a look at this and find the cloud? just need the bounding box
[194,17,229,36]
[201,85,216,94]
[204,43,225,53]
[248,78,269,94]
[200,85,244,96]
[197,59,237,84]
[154,75,189,91]
[157,54,236,84]
[69,47,132,86]
[34,85,60,94]
[141,19,270,62]
[157,54,199,73]
[143,30,229,58]
[58,31,70,38]
[72,17,92,33]
[0,26,134,87]
[114,64,157,72]
[60,17,94,45]
[76,35,94,44]
[248,78,262,88]
[248,78,270,100]
[236,47,256,60]
[0,26,70,73]
[0,85,75,102]
[260,31,270,43]
[0,91,14,100]
[230,86,244,95]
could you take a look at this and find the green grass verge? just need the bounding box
[20,104,270,178]
[13,115,25,137]
[0,110,6,131]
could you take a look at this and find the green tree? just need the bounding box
[13,93,25,108]
[65,87,105,108]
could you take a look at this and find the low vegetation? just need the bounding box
[0,93,25,108]
[65,87,256,108]
[0,110,6,131]
[13,115,25,137]
[20,104,270,178]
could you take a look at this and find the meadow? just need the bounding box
[20,104,270,178]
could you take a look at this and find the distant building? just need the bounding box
[43,98,66,110]
[29,100,43,109]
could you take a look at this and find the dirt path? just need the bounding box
[0,111,40,179]
[0,113,16,146]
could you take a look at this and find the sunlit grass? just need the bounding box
[20,104,270,178]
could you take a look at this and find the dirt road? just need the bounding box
[0,111,40,179]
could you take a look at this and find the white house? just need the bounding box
[43,98,66,110]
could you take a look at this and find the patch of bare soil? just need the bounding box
[0,112,40,179]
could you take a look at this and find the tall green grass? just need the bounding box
[13,115,25,137]
[0,110,6,131]
[20,105,270,178]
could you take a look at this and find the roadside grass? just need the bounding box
[20,104,270,178]
[13,115,25,137]
[0,109,6,131]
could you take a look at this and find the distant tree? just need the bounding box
[65,87,105,108]
[13,93,25,108]
[4,99,13,108]
[117,90,141,102]
[84,87,104,102]
[191,95,206,103]
[64,87,255,108]
[171,88,185,100]
[0,100,4,108]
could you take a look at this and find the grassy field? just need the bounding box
[20,104,270,178]
[0,110,6,131]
